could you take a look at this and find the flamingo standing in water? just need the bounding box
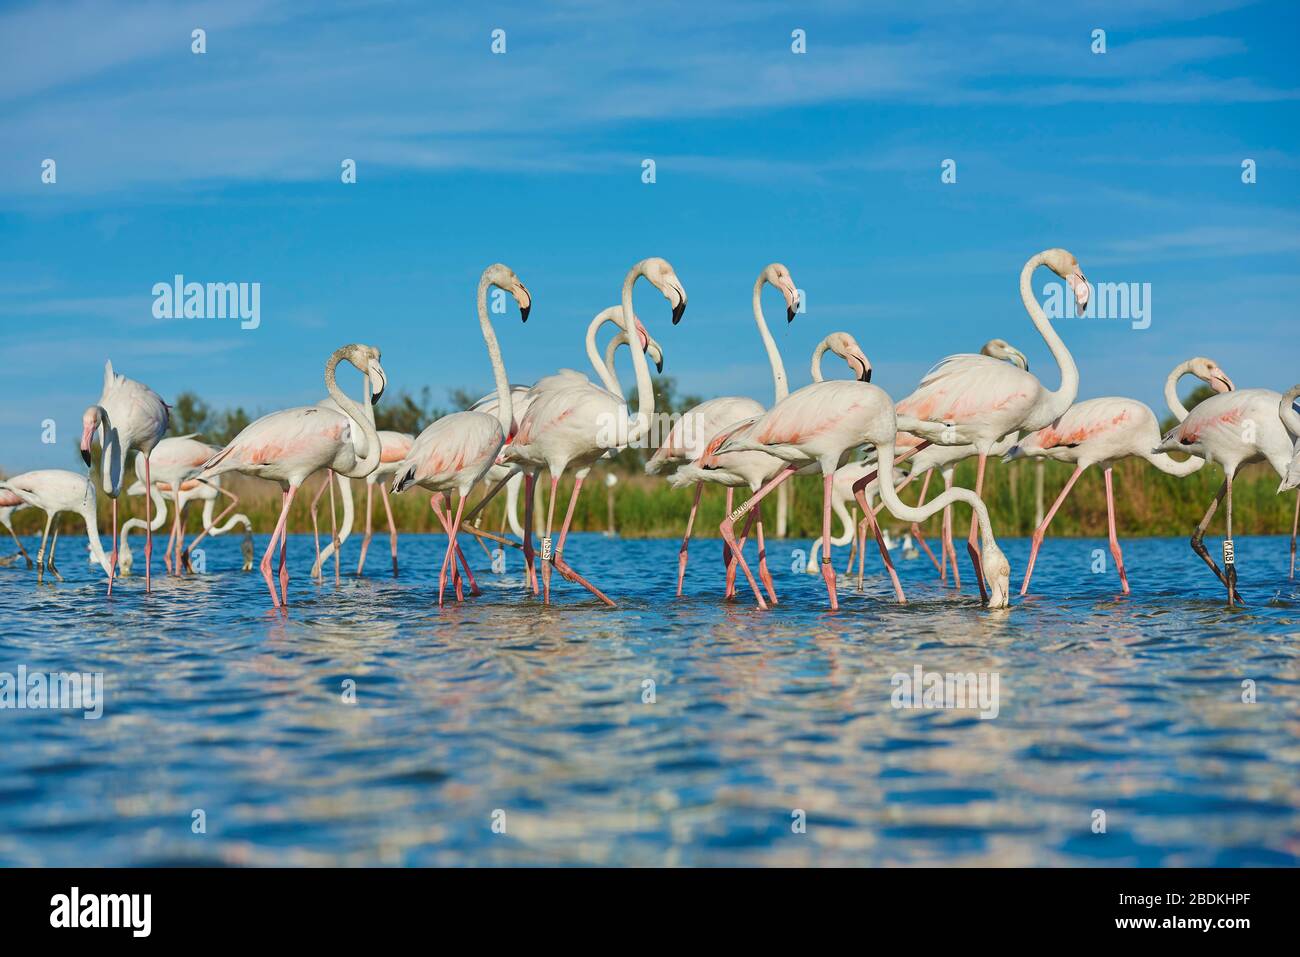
[1275,384,1300,578]
[1007,390,1210,596]
[0,498,33,568]
[890,249,1089,601]
[501,257,687,606]
[197,344,386,609]
[712,341,1012,611]
[670,331,873,602]
[647,263,800,597]
[1155,367,1298,605]
[391,264,532,606]
[80,361,169,594]
[133,435,221,574]
[0,470,111,582]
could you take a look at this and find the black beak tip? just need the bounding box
[520,305,530,323]
[671,302,686,325]
[786,307,796,323]
[862,368,872,383]
[80,449,92,466]
[655,358,664,374]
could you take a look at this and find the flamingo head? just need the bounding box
[827,331,872,382]
[1279,452,1300,492]
[980,338,1028,371]
[1188,356,1235,394]
[79,406,103,466]
[1043,248,1089,317]
[483,263,532,321]
[339,344,387,404]
[641,258,687,324]
[763,262,801,322]
[981,541,1012,609]
[629,317,666,373]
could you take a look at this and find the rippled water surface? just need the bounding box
[2,530,1298,866]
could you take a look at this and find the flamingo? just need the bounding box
[80,361,170,595]
[1007,393,1209,596]
[669,331,873,603]
[501,257,686,606]
[0,470,111,582]
[1276,384,1300,578]
[803,460,906,591]
[712,335,1012,611]
[0,498,33,568]
[128,435,222,575]
[647,263,800,597]
[1155,366,1298,604]
[196,344,386,609]
[391,264,531,606]
[891,249,1089,602]
[118,469,253,576]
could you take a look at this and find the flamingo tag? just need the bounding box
[541,537,553,561]
[1222,540,1235,565]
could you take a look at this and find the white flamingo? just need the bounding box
[118,469,253,575]
[0,470,111,582]
[80,361,169,594]
[500,257,686,606]
[196,344,386,609]
[0,497,33,568]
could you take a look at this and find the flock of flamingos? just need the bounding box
[2,249,1298,613]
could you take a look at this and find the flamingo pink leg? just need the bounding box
[725,506,759,600]
[753,499,779,605]
[356,481,374,575]
[719,466,797,610]
[1189,478,1243,604]
[861,499,906,603]
[171,485,184,575]
[910,470,941,572]
[380,483,400,577]
[1103,466,1130,595]
[259,486,295,608]
[1020,463,1084,596]
[107,497,119,596]
[309,471,331,580]
[277,503,291,607]
[721,488,736,595]
[5,522,32,568]
[819,472,838,609]
[162,505,177,576]
[1289,489,1298,580]
[1224,471,1238,607]
[430,494,473,600]
[553,476,616,607]
[142,457,153,594]
[965,452,989,603]
[676,483,703,597]
[327,471,340,585]
[541,474,562,604]
[521,472,538,595]
[437,494,468,607]
[941,470,960,589]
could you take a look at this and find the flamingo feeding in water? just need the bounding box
[133,435,223,574]
[0,498,33,568]
[1006,387,1210,596]
[391,264,532,606]
[713,338,1012,611]
[1155,366,1298,605]
[891,249,1089,601]
[196,344,386,609]
[647,263,800,597]
[118,465,253,575]
[501,257,686,606]
[80,361,169,594]
[0,470,111,582]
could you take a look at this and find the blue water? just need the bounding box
[1,530,1297,866]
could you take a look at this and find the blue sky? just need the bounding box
[1,0,1297,471]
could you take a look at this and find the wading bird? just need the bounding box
[891,249,1089,601]
[391,264,532,606]
[0,470,111,582]
[0,499,33,568]
[80,361,169,594]
[197,344,386,609]
[118,471,253,576]
[1155,361,1295,605]
[501,257,686,606]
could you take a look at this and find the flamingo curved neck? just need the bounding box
[810,340,830,383]
[1280,385,1300,438]
[586,308,624,395]
[874,441,997,551]
[1020,253,1078,425]
[602,333,630,397]
[1163,360,1197,423]
[325,349,381,478]
[621,262,655,446]
[1144,450,1205,477]
[754,274,789,402]
[83,506,110,575]
[478,274,513,434]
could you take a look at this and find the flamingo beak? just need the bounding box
[517,283,532,322]
[1068,271,1090,317]
[784,281,800,323]
[855,355,872,383]
[1211,373,1234,393]
[368,362,387,404]
[669,285,687,324]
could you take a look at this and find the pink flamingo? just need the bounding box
[1156,367,1299,604]
[118,468,252,576]
[0,470,111,582]
[134,435,222,574]
[892,249,1089,602]
[647,263,800,597]
[1276,385,1299,578]
[669,331,873,603]
[712,342,1012,611]
[501,257,686,606]
[390,264,532,606]
[1007,393,1209,596]
[196,344,387,609]
[80,361,169,595]
[803,459,907,592]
